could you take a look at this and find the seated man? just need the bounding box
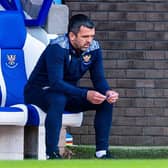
[24,14,119,159]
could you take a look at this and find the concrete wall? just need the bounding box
[64,0,168,146]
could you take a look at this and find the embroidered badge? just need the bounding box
[6,54,18,68]
[82,54,91,64]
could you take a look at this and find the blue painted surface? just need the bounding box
[53,0,62,4]
[0,0,53,27]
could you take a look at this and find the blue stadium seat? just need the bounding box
[0,11,28,125]
[0,10,28,160]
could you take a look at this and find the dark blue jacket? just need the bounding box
[26,34,110,99]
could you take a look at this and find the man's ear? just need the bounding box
[69,32,76,41]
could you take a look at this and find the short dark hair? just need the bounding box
[68,14,95,35]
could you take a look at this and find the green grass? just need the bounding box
[1,146,168,168]
[1,160,168,168]
[68,145,168,159]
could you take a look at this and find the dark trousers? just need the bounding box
[24,86,113,155]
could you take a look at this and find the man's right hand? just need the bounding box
[86,90,106,104]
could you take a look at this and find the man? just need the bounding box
[24,14,119,159]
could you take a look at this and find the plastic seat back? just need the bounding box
[0,11,27,107]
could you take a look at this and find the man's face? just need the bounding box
[69,26,95,52]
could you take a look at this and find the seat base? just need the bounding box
[24,126,46,159]
[24,125,66,160]
[0,126,24,160]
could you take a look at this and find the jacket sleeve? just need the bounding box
[89,48,111,95]
[46,44,88,98]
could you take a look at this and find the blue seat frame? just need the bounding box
[0,0,53,26]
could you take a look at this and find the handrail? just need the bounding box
[0,0,53,27]
[24,0,53,27]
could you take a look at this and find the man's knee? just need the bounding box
[48,92,67,106]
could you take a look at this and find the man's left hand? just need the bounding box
[106,90,119,104]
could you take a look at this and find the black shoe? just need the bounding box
[95,151,113,159]
[47,152,62,160]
